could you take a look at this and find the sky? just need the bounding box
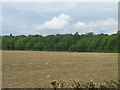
[2,2,118,36]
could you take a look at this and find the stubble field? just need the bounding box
[2,51,118,88]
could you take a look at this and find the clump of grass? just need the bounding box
[51,80,64,89]
[50,79,119,89]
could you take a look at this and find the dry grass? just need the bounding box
[2,50,118,88]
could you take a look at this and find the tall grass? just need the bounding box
[50,79,119,89]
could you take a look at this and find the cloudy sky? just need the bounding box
[2,2,118,36]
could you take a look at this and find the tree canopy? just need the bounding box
[1,32,119,53]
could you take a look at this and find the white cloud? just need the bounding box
[74,22,87,28]
[74,18,118,34]
[36,14,70,30]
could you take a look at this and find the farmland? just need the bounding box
[2,50,118,88]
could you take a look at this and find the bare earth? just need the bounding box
[2,51,118,88]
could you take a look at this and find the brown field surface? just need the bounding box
[2,50,118,88]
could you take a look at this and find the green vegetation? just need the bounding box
[2,32,119,53]
[50,79,119,88]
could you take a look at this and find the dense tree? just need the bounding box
[1,32,119,53]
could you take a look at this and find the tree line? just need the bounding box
[1,32,119,53]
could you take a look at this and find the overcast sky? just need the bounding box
[2,2,118,36]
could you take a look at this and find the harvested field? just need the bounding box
[2,51,118,88]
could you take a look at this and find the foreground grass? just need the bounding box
[2,51,118,88]
[50,79,119,88]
